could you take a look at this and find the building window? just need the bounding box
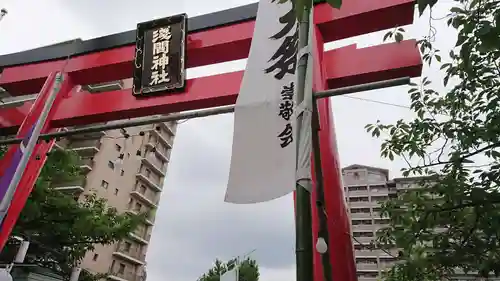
[124,242,131,252]
[118,263,126,274]
[351,208,370,213]
[101,180,109,189]
[108,161,115,170]
[140,185,147,194]
[350,197,369,202]
[145,168,151,177]
[115,144,122,151]
[114,188,119,195]
[120,169,125,176]
[135,202,142,212]
[92,254,98,261]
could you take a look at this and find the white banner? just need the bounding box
[295,10,314,193]
[225,0,299,204]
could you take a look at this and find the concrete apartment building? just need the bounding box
[342,164,399,281]
[48,79,176,281]
[342,164,498,281]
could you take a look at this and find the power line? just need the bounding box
[337,95,411,110]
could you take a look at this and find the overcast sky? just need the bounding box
[0,1,457,281]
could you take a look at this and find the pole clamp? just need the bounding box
[297,45,312,60]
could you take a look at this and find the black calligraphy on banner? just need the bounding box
[267,0,298,149]
[265,0,298,80]
[278,82,294,121]
[278,82,295,148]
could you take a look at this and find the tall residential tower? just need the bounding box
[52,79,176,281]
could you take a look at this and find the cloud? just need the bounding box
[147,115,296,281]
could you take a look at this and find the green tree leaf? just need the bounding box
[325,0,342,9]
[0,147,142,281]
[367,1,500,280]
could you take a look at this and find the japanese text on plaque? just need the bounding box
[150,26,172,85]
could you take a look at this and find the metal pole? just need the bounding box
[0,73,64,223]
[0,77,410,146]
[14,240,30,263]
[295,2,314,281]
[314,76,409,99]
[0,97,37,108]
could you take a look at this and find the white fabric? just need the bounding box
[295,12,314,192]
[225,0,299,204]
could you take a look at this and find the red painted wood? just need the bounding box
[0,0,415,96]
[312,26,357,281]
[0,40,422,130]
[0,103,29,130]
[0,73,74,250]
[324,40,423,89]
[311,26,327,281]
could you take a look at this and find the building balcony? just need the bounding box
[112,243,145,265]
[150,129,173,149]
[356,263,379,271]
[52,178,86,193]
[135,173,162,192]
[158,122,175,136]
[145,143,169,162]
[356,249,398,257]
[129,231,151,245]
[141,157,166,177]
[126,210,154,226]
[347,190,369,197]
[67,139,101,156]
[130,191,158,208]
[68,123,107,140]
[79,157,94,174]
[349,201,371,208]
[350,212,373,220]
[351,224,374,232]
[358,277,378,281]
[108,269,140,281]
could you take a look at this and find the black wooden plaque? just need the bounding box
[133,14,187,96]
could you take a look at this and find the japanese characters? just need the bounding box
[278,82,295,148]
[267,0,298,149]
[149,26,172,86]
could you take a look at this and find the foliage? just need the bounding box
[364,0,500,280]
[0,147,143,280]
[198,257,260,281]
[272,0,341,21]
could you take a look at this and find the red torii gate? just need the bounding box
[0,1,422,281]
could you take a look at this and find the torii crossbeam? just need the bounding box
[0,1,422,281]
